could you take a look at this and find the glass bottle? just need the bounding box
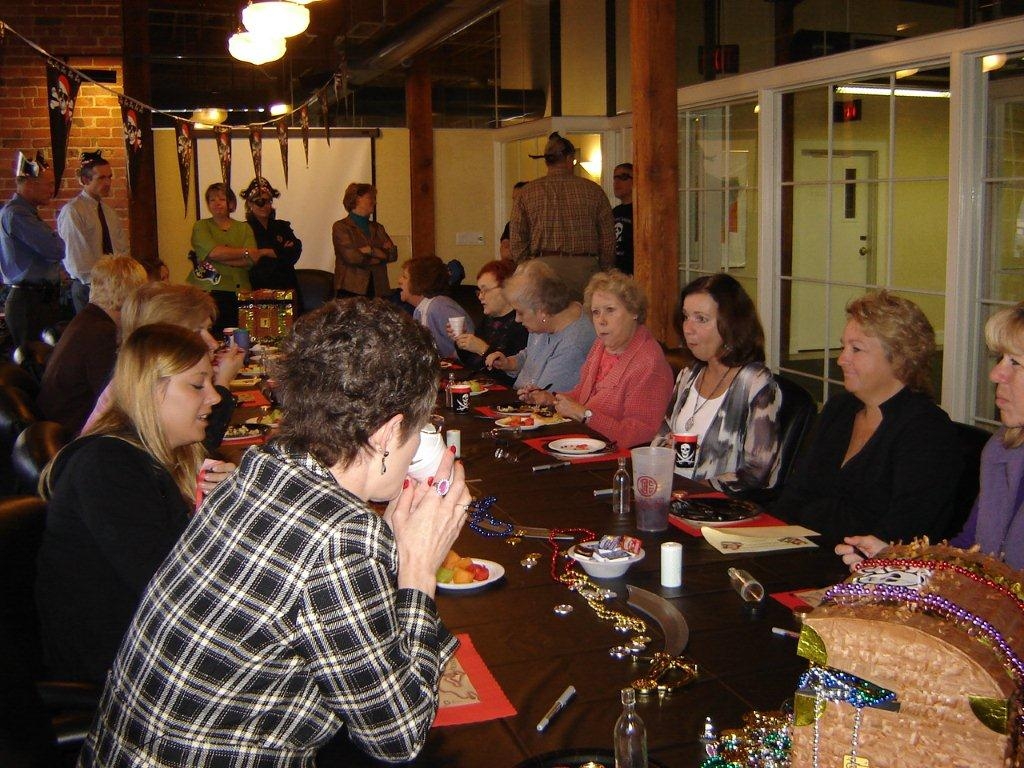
[612,457,630,516]
[445,372,455,409]
[613,687,647,768]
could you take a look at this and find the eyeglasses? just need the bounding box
[476,284,499,296]
[250,198,270,207]
[613,174,633,181]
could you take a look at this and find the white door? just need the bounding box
[790,151,877,353]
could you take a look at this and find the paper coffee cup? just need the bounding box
[673,433,698,471]
[449,316,466,336]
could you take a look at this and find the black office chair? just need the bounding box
[0,386,40,496]
[0,496,98,766]
[40,322,68,347]
[0,360,41,400]
[294,269,334,315]
[773,374,817,486]
[944,421,992,540]
[11,341,53,386]
[12,421,68,495]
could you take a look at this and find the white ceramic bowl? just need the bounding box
[568,542,645,579]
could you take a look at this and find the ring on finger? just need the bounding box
[434,473,453,497]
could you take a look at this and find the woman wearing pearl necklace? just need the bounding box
[653,274,782,494]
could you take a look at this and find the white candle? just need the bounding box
[661,541,683,588]
[446,429,462,458]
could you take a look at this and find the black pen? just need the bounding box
[532,461,570,473]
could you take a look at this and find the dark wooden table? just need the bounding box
[230,387,848,767]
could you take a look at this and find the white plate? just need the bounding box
[494,416,543,431]
[493,406,535,417]
[547,437,608,455]
[437,559,505,592]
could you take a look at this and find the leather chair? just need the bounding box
[12,422,68,495]
[0,496,98,765]
[12,341,53,385]
[40,322,68,347]
[294,269,334,315]
[944,421,992,539]
[0,386,40,496]
[0,360,40,400]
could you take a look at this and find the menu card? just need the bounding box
[701,525,819,554]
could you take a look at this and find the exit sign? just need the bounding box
[833,99,863,122]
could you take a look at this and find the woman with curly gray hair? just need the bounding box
[80,299,471,766]
[776,290,961,545]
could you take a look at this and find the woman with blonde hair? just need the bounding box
[83,282,245,445]
[36,324,222,684]
[37,254,148,435]
[528,270,673,447]
[776,290,961,544]
[838,300,1024,570]
[332,182,398,298]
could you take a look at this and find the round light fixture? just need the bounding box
[983,53,1008,73]
[269,102,290,116]
[191,107,228,126]
[242,2,310,39]
[229,31,287,66]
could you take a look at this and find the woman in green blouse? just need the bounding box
[188,182,275,328]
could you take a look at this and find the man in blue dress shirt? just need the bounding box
[0,151,65,346]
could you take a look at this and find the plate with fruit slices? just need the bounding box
[494,415,543,431]
[436,553,506,592]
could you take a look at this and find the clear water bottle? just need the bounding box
[613,687,647,768]
[612,457,630,516]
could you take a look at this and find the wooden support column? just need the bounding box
[630,0,679,345]
[406,59,435,258]
[122,0,159,268]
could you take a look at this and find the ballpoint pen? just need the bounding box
[536,685,576,732]
[532,461,571,473]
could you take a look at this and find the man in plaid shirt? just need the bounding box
[79,300,470,767]
[509,132,615,300]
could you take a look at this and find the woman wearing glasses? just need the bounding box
[241,176,302,294]
[451,260,527,379]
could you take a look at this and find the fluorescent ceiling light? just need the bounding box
[836,84,950,98]
[242,2,310,39]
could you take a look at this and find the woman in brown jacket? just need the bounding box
[332,183,398,298]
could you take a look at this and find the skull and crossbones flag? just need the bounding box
[275,117,289,186]
[46,61,82,193]
[213,125,232,188]
[299,104,310,167]
[248,124,263,181]
[119,96,147,196]
[174,119,195,214]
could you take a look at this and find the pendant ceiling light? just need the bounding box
[229,30,287,66]
[242,2,310,39]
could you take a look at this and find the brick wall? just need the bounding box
[0,3,128,235]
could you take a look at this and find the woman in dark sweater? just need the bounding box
[451,259,528,379]
[774,291,961,545]
[35,324,232,684]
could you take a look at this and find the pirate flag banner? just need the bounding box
[119,95,147,196]
[174,120,195,214]
[46,61,82,193]
[275,117,289,186]
[213,125,232,188]
[318,89,331,146]
[249,124,263,181]
[299,104,309,167]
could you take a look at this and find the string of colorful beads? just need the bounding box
[798,664,897,709]
[466,495,514,538]
[859,556,1024,618]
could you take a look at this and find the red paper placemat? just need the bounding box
[233,389,271,408]
[474,406,502,418]
[771,587,828,611]
[668,511,790,537]
[523,433,630,464]
[433,633,517,727]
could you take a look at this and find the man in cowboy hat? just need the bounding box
[0,151,65,346]
[509,132,614,299]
